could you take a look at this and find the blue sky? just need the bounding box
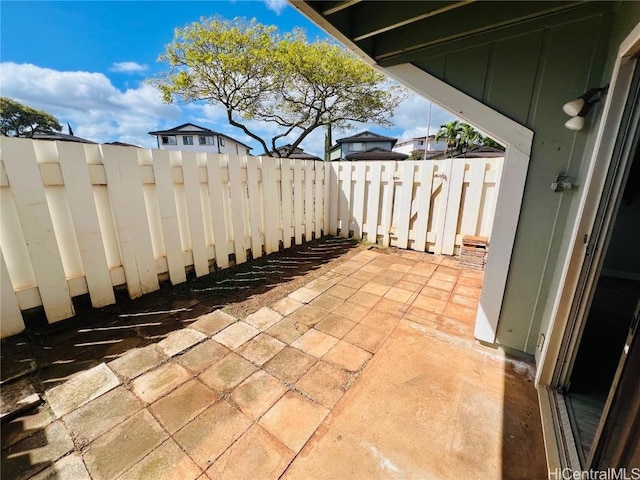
[1,0,454,154]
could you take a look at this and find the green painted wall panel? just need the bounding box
[443,45,491,101]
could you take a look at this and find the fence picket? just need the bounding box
[365,162,382,242]
[57,142,116,306]
[182,152,210,276]
[247,156,263,258]
[461,160,486,236]
[339,163,352,238]
[227,154,247,264]
[102,145,159,297]
[1,249,25,337]
[352,162,366,240]
[152,150,187,284]
[2,138,75,320]
[281,158,293,248]
[294,160,304,244]
[206,154,229,269]
[304,161,314,242]
[314,162,323,239]
[328,163,339,235]
[414,162,434,252]
[262,157,281,254]
[380,162,396,247]
[441,159,466,255]
[396,161,415,249]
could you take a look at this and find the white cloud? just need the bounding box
[0,62,181,147]
[110,61,148,73]
[263,0,288,15]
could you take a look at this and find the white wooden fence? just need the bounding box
[0,138,503,337]
[327,158,502,254]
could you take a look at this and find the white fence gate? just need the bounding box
[0,138,503,338]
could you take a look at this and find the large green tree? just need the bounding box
[435,121,504,158]
[435,120,463,158]
[152,17,407,157]
[0,97,62,138]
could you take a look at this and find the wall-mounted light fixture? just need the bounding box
[562,86,608,131]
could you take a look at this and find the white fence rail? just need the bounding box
[0,138,503,338]
[0,138,327,337]
[327,158,503,254]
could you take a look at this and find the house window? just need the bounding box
[199,136,215,145]
[219,137,225,147]
[183,136,193,145]
[348,142,363,151]
[161,136,177,145]
[418,140,424,146]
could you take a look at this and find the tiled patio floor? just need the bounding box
[1,248,547,479]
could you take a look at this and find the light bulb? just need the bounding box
[564,116,585,131]
[563,99,585,116]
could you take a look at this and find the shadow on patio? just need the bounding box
[1,239,546,479]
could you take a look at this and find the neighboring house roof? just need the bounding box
[334,130,398,146]
[344,147,409,161]
[394,135,437,147]
[452,145,505,158]
[105,141,140,148]
[32,131,96,144]
[148,123,252,150]
[268,144,322,160]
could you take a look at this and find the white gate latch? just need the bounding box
[551,174,574,192]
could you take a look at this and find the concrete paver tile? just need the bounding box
[230,371,287,420]
[263,347,317,384]
[360,282,391,296]
[404,306,441,328]
[389,263,412,273]
[350,270,377,282]
[343,324,388,353]
[453,284,482,298]
[331,301,370,322]
[337,276,368,289]
[288,287,321,304]
[384,286,416,304]
[132,363,191,404]
[1,420,74,480]
[348,291,381,308]
[360,263,385,275]
[443,302,477,323]
[158,328,206,357]
[151,379,219,434]
[1,405,55,451]
[206,425,294,480]
[436,265,460,277]
[259,391,329,453]
[236,333,286,366]
[295,361,350,409]
[309,293,344,312]
[291,330,339,358]
[266,317,310,344]
[119,439,201,480]
[305,275,340,293]
[63,386,141,447]
[174,400,251,469]
[323,341,372,372]
[360,310,400,332]
[372,270,405,286]
[427,277,456,292]
[325,284,357,300]
[178,339,229,374]
[190,311,237,336]
[314,313,356,339]
[432,271,458,284]
[393,279,423,292]
[330,261,361,276]
[108,345,168,381]
[457,275,484,287]
[411,262,438,276]
[270,297,304,316]
[451,293,479,308]
[244,307,282,331]
[83,410,167,480]
[213,322,259,350]
[30,453,90,480]
[401,272,430,285]
[373,298,407,317]
[199,353,257,392]
[46,363,120,418]
[420,286,452,301]
[287,305,328,327]
[412,294,447,314]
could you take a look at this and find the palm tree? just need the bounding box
[434,120,462,158]
[459,123,482,155]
